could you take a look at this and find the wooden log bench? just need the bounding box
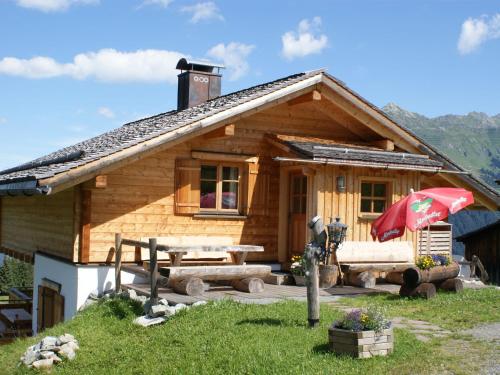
[337,241,415,288]
[159,265,272,295]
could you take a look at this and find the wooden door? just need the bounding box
[37,286,64,332]
[288,173,308,256]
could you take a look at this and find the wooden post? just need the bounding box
[305,244,320,328]
[149,238,158,304]
[115,233,122,294]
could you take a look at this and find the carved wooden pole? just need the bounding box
[114,233,122,294]
[149,238,159,305]
[304,243,321,328]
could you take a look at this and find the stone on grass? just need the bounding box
[59,345,76,361]
[159,298,170,306]
[173,303,188,313]
[192,301,207,307]
[133,315,166,327]
[40,336,59,351]
[21,348,39,366]
[32,358,54,370]
[58,333,75,345]
[127,289,137,300]
[149,304,171,318]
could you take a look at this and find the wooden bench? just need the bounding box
[143,237,270,296]
[159,264,272,295]
[337,241,415,288]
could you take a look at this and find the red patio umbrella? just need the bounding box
[371,187,474,243]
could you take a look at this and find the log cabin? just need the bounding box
[0,59,499,332]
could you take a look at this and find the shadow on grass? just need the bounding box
[236,318,306,328]
[312,343,331,355]
[102,298,143,320]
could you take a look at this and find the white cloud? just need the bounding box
[138,0,173,9]
[98,107,115,119]
[181,2,223,23]
[0,48,186,83]
[14,0,99,12]
[281,17,328,60]
[206,42,254,81]
[458,14,500,55]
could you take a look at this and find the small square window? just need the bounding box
[200,164,240,212]
[360,181,389,214]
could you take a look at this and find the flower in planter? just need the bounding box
[290,255,306,276]
[416,255,451,270]
[334,307,390,333]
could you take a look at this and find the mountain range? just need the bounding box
[382,103,500,191]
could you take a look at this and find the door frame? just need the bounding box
[277,165,315,265]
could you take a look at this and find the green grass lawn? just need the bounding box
[0,288,498,375]
[338,288,500,330]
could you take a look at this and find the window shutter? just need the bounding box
[245,162,270,216]
[175,158,201,215]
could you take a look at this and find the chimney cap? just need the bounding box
[176,58,225,73]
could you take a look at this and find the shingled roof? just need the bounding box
[0,71,318,187]
[0,69,498,206]
[282,140,444,171]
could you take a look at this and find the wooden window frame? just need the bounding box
[200,162,242,215]
[358,177,393,219]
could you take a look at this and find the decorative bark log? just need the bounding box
[435,278,463,293]
[160,265,271,282]
[403,263,460,288]
[319,264,338,288]
[304,244,320,328]
[399,282,436,299]
[346,271,376,288]
[172,277,204,296]
[385,272,404,285]
[231,278,265,293]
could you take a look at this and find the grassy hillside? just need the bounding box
[383,103,500,190]
[1,290,499,374]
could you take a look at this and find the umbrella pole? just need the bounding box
[426,220,431,256]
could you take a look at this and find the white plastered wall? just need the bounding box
[33,253,146,333]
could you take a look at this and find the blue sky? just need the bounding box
[0,0,499,170]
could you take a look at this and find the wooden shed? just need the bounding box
[456,219,500,285]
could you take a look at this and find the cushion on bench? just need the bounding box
[337,241,414,264]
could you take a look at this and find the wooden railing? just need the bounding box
[115,234,159,304]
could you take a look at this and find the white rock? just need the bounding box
[58,333,75,345]
[32,358,53,370]
[149,304,170,318]
[59,344,76,361]
[21,349,39,366]
[192,301,207,307]
[40,336,59,351]
[128,289,137,300]
[64,340,80,351]
[173,303,188,312]
[159,298,170,306]
[133,315,166,327]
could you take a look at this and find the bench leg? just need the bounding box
[173,277,205,296]
[232,277,265,293]
[346,271,376,288]
[229,252,248,265]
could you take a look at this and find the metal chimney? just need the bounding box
[176,58,224,111]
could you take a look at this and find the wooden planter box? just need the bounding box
[328,326,393,358]
[293,275,306,286]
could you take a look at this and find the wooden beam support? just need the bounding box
[191,151,258,163]
[115,233,122,293]
[79,190,91,264]
[204,124,235,139]
[149,238,158,304]
[288,90,322,106]
[372,139,394,151]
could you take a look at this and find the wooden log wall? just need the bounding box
[0,189,76,260]
[314,165,421,256]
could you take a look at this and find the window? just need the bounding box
[200,164,240,212]
[360,181,388,214]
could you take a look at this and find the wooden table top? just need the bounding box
[1,308,32,324]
